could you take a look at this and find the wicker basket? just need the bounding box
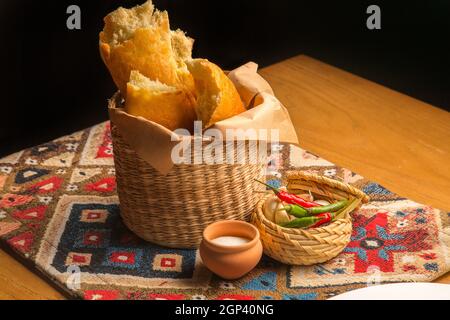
[251,171,370,265]
[109,97,267,249]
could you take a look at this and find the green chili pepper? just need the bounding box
[306,200,348,215]
[281,204,309,218]
[282,216,318,228]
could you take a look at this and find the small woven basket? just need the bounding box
[109,95,267,249]
[252,171,370,265]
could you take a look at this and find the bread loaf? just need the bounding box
[100,1,247,131]
[99,0,195,99]
[187,59,246,128]
[125,71,196,131]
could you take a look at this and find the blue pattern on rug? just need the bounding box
[52,203,197,279]
[242,272,277,291]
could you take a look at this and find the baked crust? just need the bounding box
[187,59,246,128]
[100,1,246,131]
[99,2,194,98]
[125,71,196,131]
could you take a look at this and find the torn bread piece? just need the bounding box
[171,29,195,68]
[125,71,196,131]
[99,0,194,98]
[187,59,246,128]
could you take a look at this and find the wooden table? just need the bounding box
[1,55,449,299]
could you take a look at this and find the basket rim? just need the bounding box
[254,194,351,236]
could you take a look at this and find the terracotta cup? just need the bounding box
[199,220,263,280]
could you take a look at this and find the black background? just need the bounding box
[1,0,449,157]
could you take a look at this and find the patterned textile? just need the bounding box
[0,122,449,300]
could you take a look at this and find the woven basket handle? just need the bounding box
[286,170,370,203]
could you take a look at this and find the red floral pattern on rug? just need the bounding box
[96,122,113,159]
[345,212,432,273]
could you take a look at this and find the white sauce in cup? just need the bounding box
[211,236,250,246]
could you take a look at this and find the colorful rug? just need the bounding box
[0,121,449,300]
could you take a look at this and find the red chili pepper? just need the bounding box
[255,180,319,208]
[310,212,334,228]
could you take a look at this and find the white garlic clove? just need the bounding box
[315,199,331,206]
[263,195,279,222]
[275,202,292,225]
[298,193,314,202]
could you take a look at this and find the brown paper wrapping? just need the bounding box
[108,62,299,174]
